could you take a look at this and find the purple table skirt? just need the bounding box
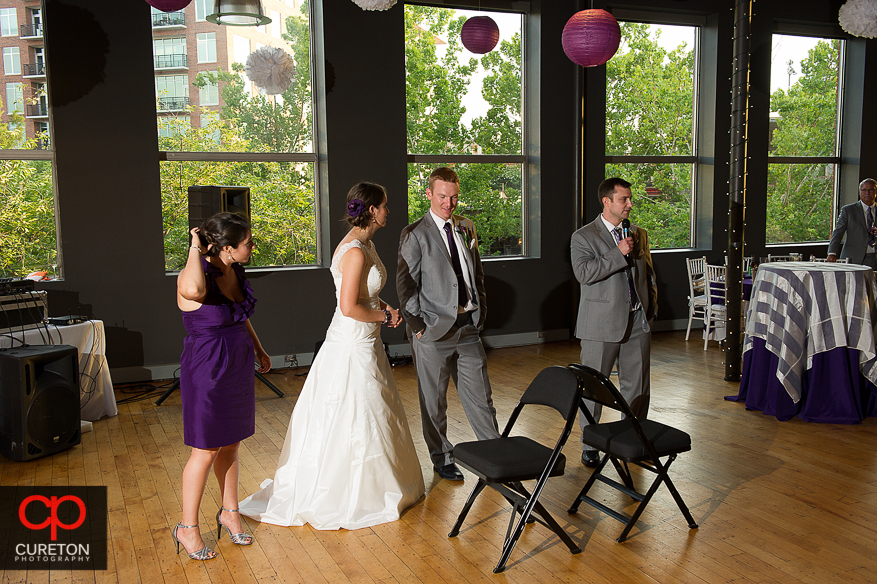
[726,337,877,424]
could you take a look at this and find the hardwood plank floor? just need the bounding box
[2,331,876,583]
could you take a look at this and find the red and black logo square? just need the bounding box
[0,486,107,570]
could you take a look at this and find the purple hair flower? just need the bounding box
[347,198,367,218]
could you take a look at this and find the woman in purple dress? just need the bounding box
[173,212,271,561]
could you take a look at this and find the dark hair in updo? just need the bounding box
[197,212,251,257]
[344,182,387,229]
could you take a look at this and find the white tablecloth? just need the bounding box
[0,320,117,420]
[744,261,877,402]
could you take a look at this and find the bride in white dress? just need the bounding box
[239,182,425,530]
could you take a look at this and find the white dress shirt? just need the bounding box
[429,210,478,313]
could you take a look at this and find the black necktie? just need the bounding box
[444,222,469,308]
[868,207,876,248]
[613,227,640,310]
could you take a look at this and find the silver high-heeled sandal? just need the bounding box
[171,522,216,560]
[216,507,254,546]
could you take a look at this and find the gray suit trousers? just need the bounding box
[411,321,500,467]
[578,308,651,451]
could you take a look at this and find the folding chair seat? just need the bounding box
[567,364,698,542]
[449,366,583,573]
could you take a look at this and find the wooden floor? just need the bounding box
[3,331,877,583]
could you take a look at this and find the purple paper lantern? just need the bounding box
[562,9,621,68]
[145,0,193,13]
[461,16,500,54]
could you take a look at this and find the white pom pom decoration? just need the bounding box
[351,0,397,11]
[245,46,296,95]
[839,0,877,38]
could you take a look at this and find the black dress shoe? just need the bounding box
[434,463,464,481]
[581,451,600,468]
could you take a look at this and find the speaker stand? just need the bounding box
[155,371,284,406]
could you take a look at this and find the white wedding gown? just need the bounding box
[238,239,425,530]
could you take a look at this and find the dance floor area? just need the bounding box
[1,331,876,583]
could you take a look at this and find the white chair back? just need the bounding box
[705,264,726,305]
[686,256,706,296]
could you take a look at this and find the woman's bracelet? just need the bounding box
[382,309,391,324]
[190,245,202,253]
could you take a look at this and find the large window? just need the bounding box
[605,22,698,249]
[766,34,842,244]
[197,32,216,64]
[153,37,186,69]
[405,5,526,257]
[3,46,19,75]
[5,81,21,113]
[0,1,56,279]
[0,8,16,37]
[156,1,321,271]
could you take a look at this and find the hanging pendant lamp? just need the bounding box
[461,16,500,54]
[145,0,192,12]
[206,0,272,26]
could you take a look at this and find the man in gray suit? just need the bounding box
[571,177,657,467]
[397,167,500,481]
[827,178,877,268]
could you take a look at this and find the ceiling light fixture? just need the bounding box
[206,0,272,27]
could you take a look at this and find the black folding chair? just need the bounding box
[567,364,698,542]
[448,366,583,573]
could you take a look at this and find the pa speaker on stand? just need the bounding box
[0,345,81,461]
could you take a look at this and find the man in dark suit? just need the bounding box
[571,177,658,467]
[827,178,877,268]
[397,167,500,481]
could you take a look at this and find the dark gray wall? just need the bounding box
[37,0,877,378]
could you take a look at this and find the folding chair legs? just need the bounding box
[495,484,581,573]
[450,479,581,574]
[568,454,699,542]
[448,479,487,537]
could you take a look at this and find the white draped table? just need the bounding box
[0,320,118,421]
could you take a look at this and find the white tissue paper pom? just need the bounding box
[839,0,877,38]
[245,46,296,95]
[351,0,397,11]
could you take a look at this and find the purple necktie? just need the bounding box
[443,222,469,308]
[869,207,876,247]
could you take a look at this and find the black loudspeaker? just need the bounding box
[187,185,251,230]
[0,345,81,461]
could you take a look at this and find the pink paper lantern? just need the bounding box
[562,9,621,68]
[145,0,193,13]
[461,16,500,54]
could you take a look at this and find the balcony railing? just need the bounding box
[152,12,185,27]
[20,24,42,38]
[26,103,48,118]
[154,54,188,69]
[22,62,45,77]
[157,97,189,112]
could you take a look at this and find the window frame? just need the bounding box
[602,15,703,251]
[3,46,20,75]
[404,1,540,259]
[196,32,216,64]
[158,0,328,272]
[0,8,16,37]
[765,27,845,246]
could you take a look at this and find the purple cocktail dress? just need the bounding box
[180,258,257,449]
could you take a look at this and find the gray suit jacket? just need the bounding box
[397,213,486,342]
[571,216,658,343]
[828,202,872,263]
